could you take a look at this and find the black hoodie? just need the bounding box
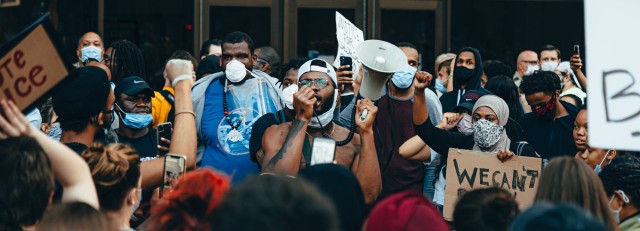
[439,47,484,113]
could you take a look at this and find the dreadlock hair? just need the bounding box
[519,71,561,96]
[109,40,146,84]
[599,154,640,207]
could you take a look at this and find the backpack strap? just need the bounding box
[159,90,175,124]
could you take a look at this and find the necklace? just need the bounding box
[306,122,336,138]
[222,84,244,142]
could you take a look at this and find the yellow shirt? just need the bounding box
[151,86,175,128]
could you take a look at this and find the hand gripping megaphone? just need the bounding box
[355,40,408,101]
[335,40,407,147]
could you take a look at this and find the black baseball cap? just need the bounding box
[454,89,492,112]
[52,66,110,121]
[114,76,154,98]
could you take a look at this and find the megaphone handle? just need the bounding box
[360,109,369,121]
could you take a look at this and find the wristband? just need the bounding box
[175,110,196,119]
[172,74,192,87]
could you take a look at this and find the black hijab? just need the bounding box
[299,164,366,231]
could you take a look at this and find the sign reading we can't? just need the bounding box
[0,14,70,111]
[443,149,542,221]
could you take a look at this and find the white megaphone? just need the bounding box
[355,40,408,101]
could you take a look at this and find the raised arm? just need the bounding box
[351,98,381,204]
[570,54,587,92]
[0,100,99,209]
[413,71,432,126]
[141,60,196,189]
[260,86,317,174]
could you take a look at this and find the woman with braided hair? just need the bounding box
[599,154,640,230]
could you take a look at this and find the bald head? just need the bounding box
[76,32,104,64]
[516,50,539,76]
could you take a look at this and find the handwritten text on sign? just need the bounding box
[0,25,68,111]
[443,149,541,221]
[585,0,640,151]
[333,12,364,69]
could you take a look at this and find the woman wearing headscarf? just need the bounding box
[412,73,539,211]
[440,47,484,113]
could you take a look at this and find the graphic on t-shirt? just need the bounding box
[216,78,279,155]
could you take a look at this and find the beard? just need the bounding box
[315,90,335,115]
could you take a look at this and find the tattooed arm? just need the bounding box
[260,120,309,174]
[260,86,317,174]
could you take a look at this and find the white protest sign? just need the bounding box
[443,149,541,221]
[334,12,364,73]
[585,0,640,151]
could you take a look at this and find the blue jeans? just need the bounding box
[423,165,436,199]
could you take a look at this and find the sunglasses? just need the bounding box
[298,78,329,89]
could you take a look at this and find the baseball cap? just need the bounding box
[297,59,337,85]
[365,191,448,231]
[114,76,154,98]
[454,88,492,112]
[52,66,110,121]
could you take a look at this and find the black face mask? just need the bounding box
[454,66,475,84]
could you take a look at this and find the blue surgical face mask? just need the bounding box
[594,150,611,175]
[81,46,102,63]
[391,65,417,90]
[116,104,152,129]
[435,79,446,93]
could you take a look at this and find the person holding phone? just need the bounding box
[259,59,382,204]
[114,76,158,161]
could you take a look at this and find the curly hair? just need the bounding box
[599,154,640,207]
[143,169,231,231]
[454,187,519,231]
[519,71,561,96]
[81,143,140,212]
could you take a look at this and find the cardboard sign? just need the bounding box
[333,12,364,72]
[443,149,541,221]
[585,0,640,151]
[0,13,72,112]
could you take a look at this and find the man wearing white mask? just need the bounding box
[75,32,104,68]
[192,31,282,183]
[513,50,539,87]
[258,59,381,203]
[539,45,561,72]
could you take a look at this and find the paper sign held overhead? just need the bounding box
[585,0,640,151]
[0,13,72,112]
[443,149,541,221]
[334,12,364,72]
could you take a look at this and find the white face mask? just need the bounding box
[524,65,540,76]
[225,59,248,83]
[282,84,298,110]
[609,190,629,224]
[540,61,559,72]
[80,46,102,63]
[457,114,474,135]
[594,150,611,175]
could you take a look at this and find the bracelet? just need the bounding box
[174,110,196,118]
[172,74,193,87]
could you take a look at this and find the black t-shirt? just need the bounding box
[249,110,290,163]
[117,128,158,161]
[518,101,579,163]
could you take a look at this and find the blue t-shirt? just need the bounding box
[201,78,279,183]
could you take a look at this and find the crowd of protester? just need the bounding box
[1,28,638,231]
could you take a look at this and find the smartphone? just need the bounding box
[340,56,353,68]
[573,45,580,55]
[310,137,336,166]
[161,154,186,197]
[157,122,172,156]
